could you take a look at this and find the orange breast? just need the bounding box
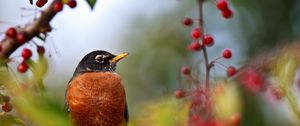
[66,72,126,126]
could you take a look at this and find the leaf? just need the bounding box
[26,56,48,92]
[272,53,298,87]
[131,97,189,126]
[0,114,26,126]
[0,66,15,87]
[26,56,48,82]
[86,0,97,9]
[29,0,33,5]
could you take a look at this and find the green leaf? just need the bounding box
[0,114,26,126]
[26,56,48,92]
[29,0,33,5]
[86,0,97,9]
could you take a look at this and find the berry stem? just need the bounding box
[213,60,228,69]
[197,0,210,92]
[211,56,223,63]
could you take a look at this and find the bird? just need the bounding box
[65,50,129,126]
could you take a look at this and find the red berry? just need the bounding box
[182,17,193,26]
[3,95,10,103]
[67,0,77,8]
[240,69,265,93]
[221,9,233,19]
[21,48,32,59]
[174,89,185,98]
[0,44,2,52]
[188,41,202,51]
[230,114,241,126]
[203,35,214,47]
[227,66,237,77]
[37,46,45,55]
[5,27,17,39]
[2,103,13,112]
[16,32,28,44]
[181,66,191,75]
[191,28,202,39]
[17,62,29,73]
[53,2,64,12]
[40,0,48,3]
[222,49,232,59]
[36,0,45,8]
[217,0,229,11]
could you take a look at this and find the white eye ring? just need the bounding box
[95,55,105,63]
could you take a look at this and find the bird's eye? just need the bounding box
[95,55,105,63]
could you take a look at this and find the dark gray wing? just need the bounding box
[125,100,129,123]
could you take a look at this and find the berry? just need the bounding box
[174,89,185,98]
[2,103,13,112]
[67,0,77,8]
[240,69,265,93]
[227,66,237,77]
[40,0,48,3]
[37,46,45,55]
[217,0,229,11]
[53,2,63,12]
[188,41,202,51]
[16,32,28,44]
[5,27,17,39]
[221,9,233,19]
[182,17,193,26]
[222,49,232,59]
[3,95,10,103]
[230,114,241,126]
[191,28,202,39]
[21,48,32,59]
[17,62,29,73]
[36,0,45,8]
[181,66,191,75]
[203,35,214,47]
[0,44,2,52]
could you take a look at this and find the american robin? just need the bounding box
[65,50,129,126]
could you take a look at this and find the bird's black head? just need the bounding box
[73,50,128,76]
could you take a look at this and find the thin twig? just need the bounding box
[197,0,210,92]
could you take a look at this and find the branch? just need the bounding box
[197,0,210,91]
[0,0,60,60]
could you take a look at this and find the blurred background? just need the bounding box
[1,0,300,125]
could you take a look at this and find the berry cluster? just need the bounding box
[1,27,46,74]
[239,68,285,101]
[36,0,77,10]
[0,94,13,113]
[53,0,77,12]
[176,0,239,125]
[5,27,29,45]
[188,113,241,126]
[216,0,233,19]
[182,21,237,77]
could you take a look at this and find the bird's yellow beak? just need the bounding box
[110,52,129,63]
